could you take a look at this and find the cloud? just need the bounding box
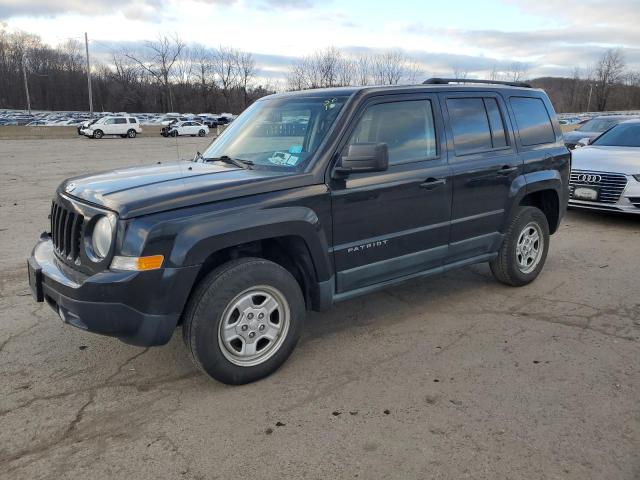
[0,0,161,19]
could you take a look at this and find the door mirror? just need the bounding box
[576,137,591,148]
[334,143,389,176]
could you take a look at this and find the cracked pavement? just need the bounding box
[1,137,639,479]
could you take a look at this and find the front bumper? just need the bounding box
[28,235,200,346]
[569,175,640,214]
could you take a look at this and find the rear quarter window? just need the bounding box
[510,97,556,146]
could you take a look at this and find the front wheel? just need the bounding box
[170,130,178,137]
[93,129,103,139]
[127,129,136,138]
[490,206,550,286]
[182,258,305,384]
[198,129,206,137]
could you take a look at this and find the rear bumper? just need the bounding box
[29,235,200,346]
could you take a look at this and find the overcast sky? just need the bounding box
[1,0,639,82]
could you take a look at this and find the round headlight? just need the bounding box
[91,216,113,259]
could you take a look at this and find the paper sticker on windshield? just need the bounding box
[289,145,303,154]
[268,151,301,166]
[323,98,337,110]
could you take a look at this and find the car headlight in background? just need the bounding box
[91,215,113,259]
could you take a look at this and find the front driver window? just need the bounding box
[346,100,437,165]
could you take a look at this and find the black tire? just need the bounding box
[170,130,178,137]
[198,129,206,137]
[182,257,305,384]
[127,129,136,138]
[93,129,103,139]
[490,206,550,286]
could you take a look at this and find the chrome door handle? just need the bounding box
[497,166,518,175]
[419,178,446,190]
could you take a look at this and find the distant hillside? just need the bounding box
[530,77,640,113]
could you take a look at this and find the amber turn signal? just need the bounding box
[110,255,164,271]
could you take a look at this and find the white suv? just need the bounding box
[80,116,142,139]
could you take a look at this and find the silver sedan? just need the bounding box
[569,119,640,213]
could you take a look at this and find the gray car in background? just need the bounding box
[563,115,638,149]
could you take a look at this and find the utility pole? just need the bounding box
[21,53,31,114]
[84,32,93,117]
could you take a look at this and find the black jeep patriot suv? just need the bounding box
[28,78,570,384]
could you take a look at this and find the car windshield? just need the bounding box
[202,95,349,170]
[591,123,640,147]
[577,118,619,132]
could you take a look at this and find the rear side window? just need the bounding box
[114,118,127,124]
[510,97,556,146]
[128,118,137,123]
[447,98,492,155]
[347,100,437,165]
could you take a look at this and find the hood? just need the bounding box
[60,161,310,218]
[563,129,599,142]
[572,146,640,175]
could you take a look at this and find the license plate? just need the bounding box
[574,187,599,201]
[27,258,44,302]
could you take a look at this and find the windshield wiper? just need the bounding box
[203,155,253,169]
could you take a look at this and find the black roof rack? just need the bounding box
[422,78,532,88]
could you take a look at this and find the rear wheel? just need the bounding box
[127,129,136,138]
[93,129,103,139]
[198,129,206,137]
[490,206,549,286]
[182,258,304,384]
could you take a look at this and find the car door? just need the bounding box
[114,118,128,134]
[439,92,521,262]
[102,118,115,134]
[330,93,452,294]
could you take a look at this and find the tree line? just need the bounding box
[1,25,639,114]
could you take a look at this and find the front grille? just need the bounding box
[50,201,84,261]
[569,170,628,204]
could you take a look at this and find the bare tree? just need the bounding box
[372,51,406,85]
[213,45,241,109]
[124,34,185,111]
[489,65,500,81]
[236,50,256,108]
[593,48,626,111]
[504,61,529,82]
[452,66,469,80]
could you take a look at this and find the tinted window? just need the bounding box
[510,97,555,146]
[114,118,127,124]
[577,118,619,132]
[592,123,640,147]
[347,100,437,165]
[128,118,137,123]
[447,98,492,155]
[484,98,507,148]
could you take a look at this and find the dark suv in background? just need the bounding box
[28,78,570,384]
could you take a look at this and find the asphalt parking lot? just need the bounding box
[1,136,639,479]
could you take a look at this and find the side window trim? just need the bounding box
[335,94,444,169]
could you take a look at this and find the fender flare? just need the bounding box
[503,169,563,231]
[170,206,334,281]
